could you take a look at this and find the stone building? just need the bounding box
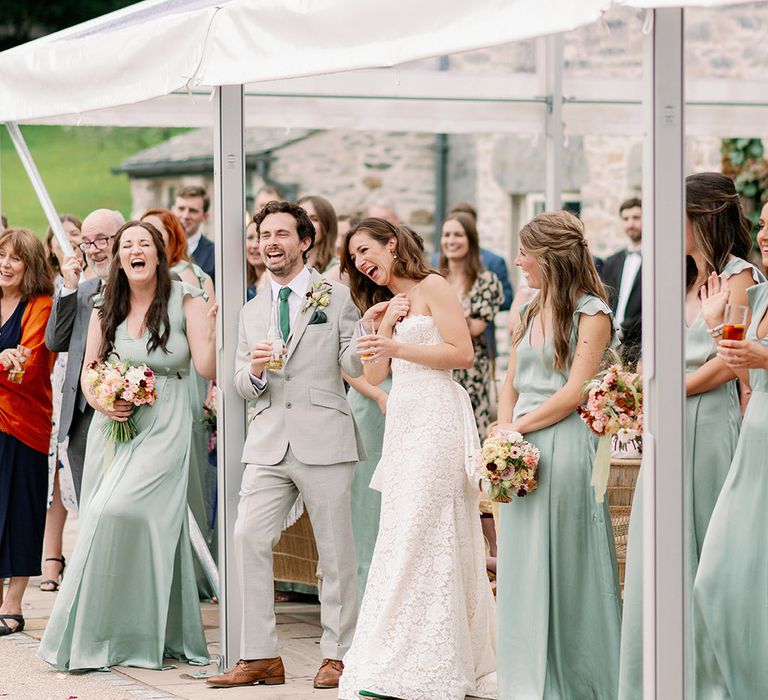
[115,3,767,269]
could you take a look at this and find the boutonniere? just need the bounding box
[303,280,333,313]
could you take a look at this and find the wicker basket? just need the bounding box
[272,511,319,586]
[608,458,641,592]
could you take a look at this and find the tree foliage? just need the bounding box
[0,1,136,51]
[721,138,768,239]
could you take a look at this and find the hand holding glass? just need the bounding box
[723,304,748,341]
[356,319,377,363]
[7,345,31,384]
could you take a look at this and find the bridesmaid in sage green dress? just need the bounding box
[693,205,768,699]
[619,173,761,699]
[39,220,216,671]
[494,211,621,699]
[346,374,391,601]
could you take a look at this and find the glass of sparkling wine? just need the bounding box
[266,300,285,371]
[265,337,284,371]
[723,304,748,340]
[356,319,377,363]
[7,345,31,384]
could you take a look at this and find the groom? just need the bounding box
[208,201,364,690]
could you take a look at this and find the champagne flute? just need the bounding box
[356,319,377,363]
[723,304,748,341]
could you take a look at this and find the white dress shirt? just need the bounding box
[614,245,641,330]
[251,266,312,387]
[186,230,203,256]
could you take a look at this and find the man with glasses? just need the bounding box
[45,208,124,503]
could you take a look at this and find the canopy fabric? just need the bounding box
[0,0,747,126]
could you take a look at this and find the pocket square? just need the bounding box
[309,309,327,325]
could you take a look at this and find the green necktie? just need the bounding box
[278,286,291,342]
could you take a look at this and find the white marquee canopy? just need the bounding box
[1,0,764,137]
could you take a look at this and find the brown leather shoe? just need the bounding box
[313,658,344,689]
[206,657,285,688]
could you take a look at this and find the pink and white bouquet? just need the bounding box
[578,360,643,451]
[475,431,540,502]
[578,356,643,502]
[85,358,157,442]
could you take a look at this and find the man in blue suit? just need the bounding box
[173,185,216,284]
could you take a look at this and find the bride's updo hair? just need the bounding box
[512,210,608,371]
[341,217,434,312]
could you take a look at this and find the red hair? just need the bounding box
[141,208,189,267]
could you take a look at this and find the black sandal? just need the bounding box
[39,555,66,592]
[0,614,25,636]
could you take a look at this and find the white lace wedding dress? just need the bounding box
[338,315,497,700]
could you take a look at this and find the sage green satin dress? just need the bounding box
[348,376,391,601]
[38,282,209,671]
[693,282,768,699]
[497,294,622,699]
[618,257,763,699]
[173,261,216,601]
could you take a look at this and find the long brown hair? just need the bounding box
[340,217,433,312]
[438,212,483,294]
[685,172,753,291]
[141,208,189,267]
[45,214,83,275]
[511,211,607,371]
[98,221,172,360]
[297,195,338,273]
[0,228,55,299]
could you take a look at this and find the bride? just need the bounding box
[337,218,496,700]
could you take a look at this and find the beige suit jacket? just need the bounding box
[234,269,365,466]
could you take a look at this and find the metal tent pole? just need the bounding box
[641,8,686,699]
[213,85,247,670]
[5,122,74,256]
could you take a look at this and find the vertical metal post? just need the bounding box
[544,35,564,211]
[5,122,74,256]
[641,9,686,699]
[213,85,247,669]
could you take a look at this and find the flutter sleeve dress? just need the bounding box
[38,282,209,671]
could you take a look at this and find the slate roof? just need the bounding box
[114,127,318,177]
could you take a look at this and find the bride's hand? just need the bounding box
[380,294,410,329]
[362,300,390,328]
[699,271,729,329]
[356,334,400,362]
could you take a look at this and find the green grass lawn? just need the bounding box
[0,125,188,235]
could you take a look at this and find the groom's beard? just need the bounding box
[264,247,303,278]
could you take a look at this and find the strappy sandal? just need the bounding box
[0,614,25,636]
[39,555,66,592]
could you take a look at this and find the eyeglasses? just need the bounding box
[78,235,115,253]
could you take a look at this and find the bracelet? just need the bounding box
[708,324,723,338]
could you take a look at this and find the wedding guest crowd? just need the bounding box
[1,172,765,700]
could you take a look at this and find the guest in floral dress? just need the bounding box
[439,212,503,438]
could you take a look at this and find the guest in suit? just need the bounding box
[45,209,123,504]
[39,215,83,593]
[600,197,642,364]
[172,185,215,284]
[0,228,55,636]
[207,200,364,691]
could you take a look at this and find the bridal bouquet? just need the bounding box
[578,356,643,502]
[475,431,540,502]
[85,358,157,442]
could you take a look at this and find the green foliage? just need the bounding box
[721,138,768,240]
[1,125,188,235]
[0,1,136,51]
